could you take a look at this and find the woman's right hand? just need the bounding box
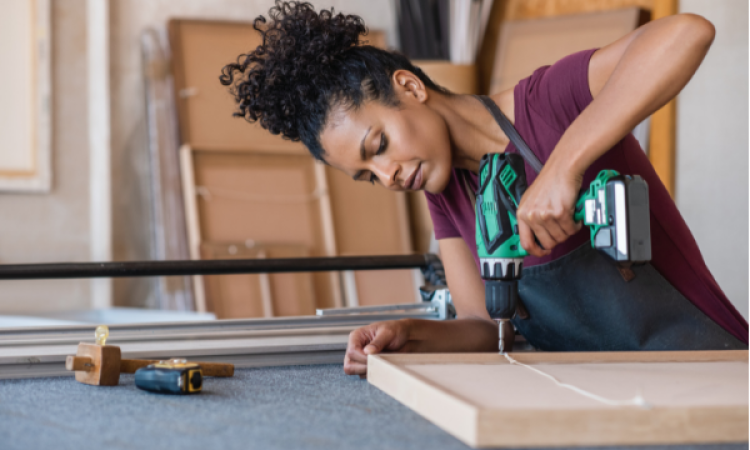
[343,319,411,376]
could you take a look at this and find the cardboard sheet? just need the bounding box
[490,7,649,93]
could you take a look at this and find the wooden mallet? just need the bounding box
[65,325,234,386]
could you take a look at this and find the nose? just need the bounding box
[370,159,401,190]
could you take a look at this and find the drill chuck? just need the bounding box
[485,279,519,319]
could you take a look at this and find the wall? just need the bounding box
[677,0,748,318]
[108,0,399,308]
[0,0,90,314]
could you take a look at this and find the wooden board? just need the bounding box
[490,7,649,93]
[325,167,418,306]
[476,0,678,196]
[181,146,341,314]
[169,19,305,154]
[171,19,421,311]
[368,351,749,448]
[168,21,386,155]
[413,61,478,95]
[200,242,316,318]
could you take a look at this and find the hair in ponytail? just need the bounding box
[220,1,448,161]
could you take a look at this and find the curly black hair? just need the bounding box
[219,1,449,161]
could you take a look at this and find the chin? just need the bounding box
[424,164,451,195]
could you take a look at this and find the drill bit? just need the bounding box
[497,319,514,354]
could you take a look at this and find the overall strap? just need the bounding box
[474,95,543,174]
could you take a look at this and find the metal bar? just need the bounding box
[316,303,437,316]
[0,254,438,280]
[0,312,444,346]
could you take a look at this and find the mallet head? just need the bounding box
[65,325,122,386]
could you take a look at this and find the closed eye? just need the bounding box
[352,133,387,184]
[376,132,387,156]
[366,133,387,184]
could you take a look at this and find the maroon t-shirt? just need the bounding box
[426,49,748,344]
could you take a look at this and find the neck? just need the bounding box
[427,91,514,173]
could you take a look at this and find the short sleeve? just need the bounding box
[522,48,597,133]
[425,191,461,239]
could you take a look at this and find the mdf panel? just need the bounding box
[490,8,649,93]
[191,150,336,313]
[169,19,305,154]
[326,167,417,306]
[503,0,654,20]
[414,61,478,95]
[194,152,321,245]
[477,0,677,195]
[368,351,749,448]
[326,169,410,255]
[172,19,420,311]
[200,242,315,318]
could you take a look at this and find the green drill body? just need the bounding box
[475,153,651,352]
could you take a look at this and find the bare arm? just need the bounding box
[516,14,716,256]
[343,238,497,375]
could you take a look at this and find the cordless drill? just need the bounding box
[475,153,651,353]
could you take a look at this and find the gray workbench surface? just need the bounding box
[0,364,745,450]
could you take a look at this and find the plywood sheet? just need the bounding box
[169,19,305,154]
[172,19,419,309]
[490,7,649,93]
[325,167,417,306]
[191,150,338,311]
[169,21,388,155]
[414,61,478,95]
[480,0,678,196]
[368,351,749,448]
[200,242,316,318]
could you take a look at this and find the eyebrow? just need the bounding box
[352,126,372,181]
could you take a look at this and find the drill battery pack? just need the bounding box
[576,173,651,264]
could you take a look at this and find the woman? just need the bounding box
[221,1,748,375]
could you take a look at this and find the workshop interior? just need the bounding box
[0,0,747,449]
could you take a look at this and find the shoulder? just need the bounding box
[517,48,598,130]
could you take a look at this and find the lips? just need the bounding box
[406,164,423,190]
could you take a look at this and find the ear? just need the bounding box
[392,69,428,103]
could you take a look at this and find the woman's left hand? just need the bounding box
[516,162,583,257]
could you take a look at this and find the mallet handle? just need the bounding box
[66,356,94,372]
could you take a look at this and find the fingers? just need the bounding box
[363,326,396,355]
[343,322,403,377]
[346,327,369,364]
[343,353,368,376]
[517,208,580,257]
[344,329,369,376]
[517,218,546,258]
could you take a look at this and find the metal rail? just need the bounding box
[0,254,443,280]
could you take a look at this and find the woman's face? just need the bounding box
[319,71,453,194]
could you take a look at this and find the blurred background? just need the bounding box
[0,0,746,327]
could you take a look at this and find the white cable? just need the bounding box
[502,353,651,409]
